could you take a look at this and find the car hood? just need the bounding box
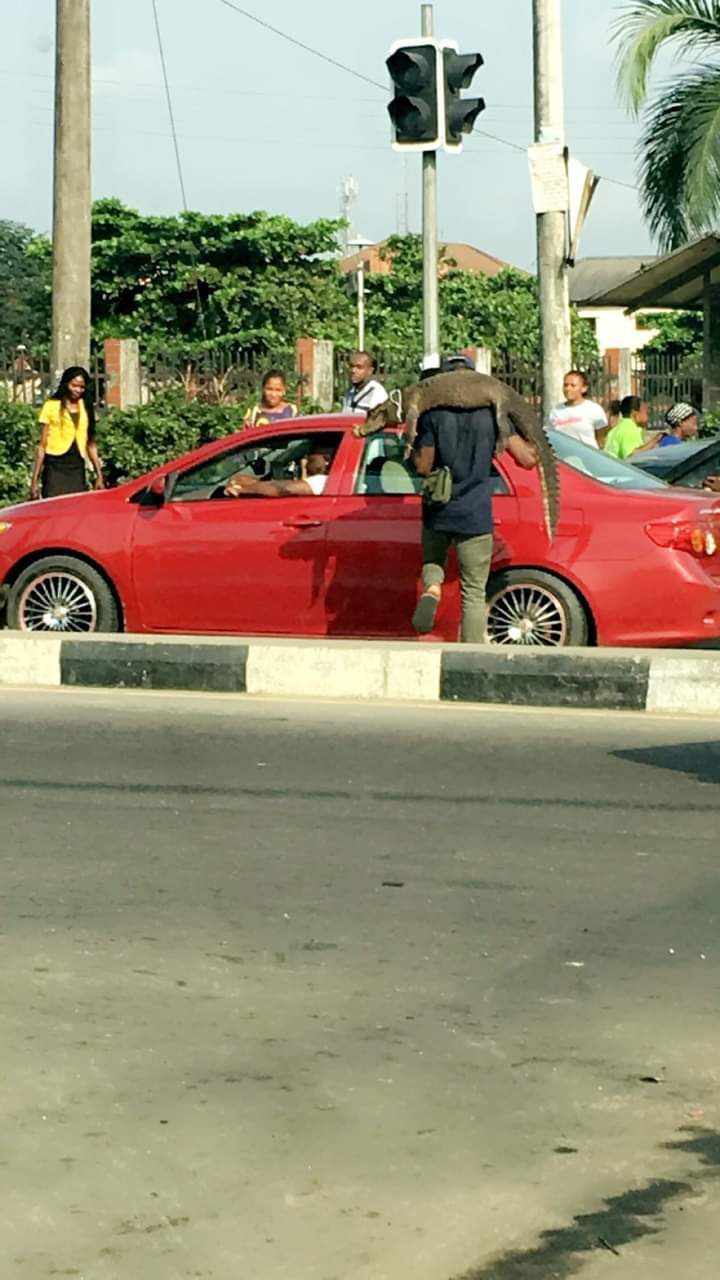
[0,488,118,521]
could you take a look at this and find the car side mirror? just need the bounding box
[137,475,171,507]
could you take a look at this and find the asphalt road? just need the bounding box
[2,690,720,1280]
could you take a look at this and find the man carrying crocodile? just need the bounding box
[409,357,541,640]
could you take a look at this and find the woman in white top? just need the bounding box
[547,370,607,449]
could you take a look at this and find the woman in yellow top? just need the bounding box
[31,366,104,499]
[243,370,298,429]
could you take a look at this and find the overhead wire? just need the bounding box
[213,0,639,195]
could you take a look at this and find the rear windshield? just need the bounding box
[548,429,668,491]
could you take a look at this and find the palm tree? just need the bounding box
[613,0,720,250]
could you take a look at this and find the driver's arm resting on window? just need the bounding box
[224,447,332,498]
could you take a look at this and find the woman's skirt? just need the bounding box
[42,442,87,498]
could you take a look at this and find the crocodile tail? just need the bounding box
[505,389,559,540]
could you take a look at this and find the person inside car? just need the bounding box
[224,444,334,498]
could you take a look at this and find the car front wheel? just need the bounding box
[7,555,120,633]
[486,569,589,646]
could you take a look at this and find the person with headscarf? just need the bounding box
[30,366,104,499]
[660,402,699,446]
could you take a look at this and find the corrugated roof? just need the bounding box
[569,256,658,304]
[581,234,720,310]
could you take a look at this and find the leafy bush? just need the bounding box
[99,393,241,486]
[0,399,36,506]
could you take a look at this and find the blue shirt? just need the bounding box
[415,406,497,536]
[658,434,682,447]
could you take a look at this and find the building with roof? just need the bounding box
[338,240,511,279]
[580,233,720,407]
[569,256,665,354]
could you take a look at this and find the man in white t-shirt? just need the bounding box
[341,351,388,416]
[547,370,607,449]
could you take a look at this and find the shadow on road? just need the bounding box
[452,1127,720,1280]
[613,741,720,786]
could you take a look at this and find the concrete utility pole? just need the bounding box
[421,3,440,368]
[532,0,571,418]
[51,0,92,381]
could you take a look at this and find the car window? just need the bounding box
[171,433,343,501]
[354,431,510,496]
[547,429,668,491]
[674,456,720,488]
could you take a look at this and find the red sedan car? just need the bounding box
[0,414,719,646]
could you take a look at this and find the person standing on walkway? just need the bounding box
[243,370,298,429]
[411,381,539,642]
[30,366,103,499]
[659,402,698,446]
[547,370,607,449]
[340,351,388,417]
[603,396,662,460]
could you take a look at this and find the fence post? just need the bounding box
[616,348,632,400]
[104,337,141,409]
[295,337,334,410]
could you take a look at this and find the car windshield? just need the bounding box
[547,429,668,491]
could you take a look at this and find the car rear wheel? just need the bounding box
[487,569,589,647]
[7,555,120,633]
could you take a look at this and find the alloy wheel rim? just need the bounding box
[488,582,567,647]
[18,572,98,633]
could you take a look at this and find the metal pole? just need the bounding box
[421,3,439,368]
[357,258,365,349]
[532,0,571,419]
[51,0,92,382]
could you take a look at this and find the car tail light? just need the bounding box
[645,520,719,557]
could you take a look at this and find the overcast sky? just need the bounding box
[3,0,658,267]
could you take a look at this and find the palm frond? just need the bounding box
[678,66,720,228]
[635,65,720,248]
[613,0,720,114]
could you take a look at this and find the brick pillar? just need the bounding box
[104,337,141,409]
[295,337,334,411]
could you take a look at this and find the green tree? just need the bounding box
[613,0,720,250]
[638,308,703,355]
[91,199,354,356]
[363,235,597,367]
[0,220,51,350]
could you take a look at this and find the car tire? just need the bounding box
[486,569,589,647]
[7,555,120,634]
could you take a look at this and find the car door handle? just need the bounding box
[282,517,323,528]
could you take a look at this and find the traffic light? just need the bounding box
[442,45,485,150]
[386,39,441,151]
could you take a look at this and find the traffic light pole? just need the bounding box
[421,3,440,368]
[532,0,571,419]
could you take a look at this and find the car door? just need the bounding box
[323,431,519,639]
[322,431,423,637]
[129,430,341,635]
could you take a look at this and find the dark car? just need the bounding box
[631,437,720,488]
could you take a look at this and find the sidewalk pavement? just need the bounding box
[1,632,719,714]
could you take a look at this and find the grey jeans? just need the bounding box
[421,527,494,643]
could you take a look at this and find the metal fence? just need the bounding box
[0,343,707,421]
[630,352,703,427]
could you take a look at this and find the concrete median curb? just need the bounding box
[1,631,719,713]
